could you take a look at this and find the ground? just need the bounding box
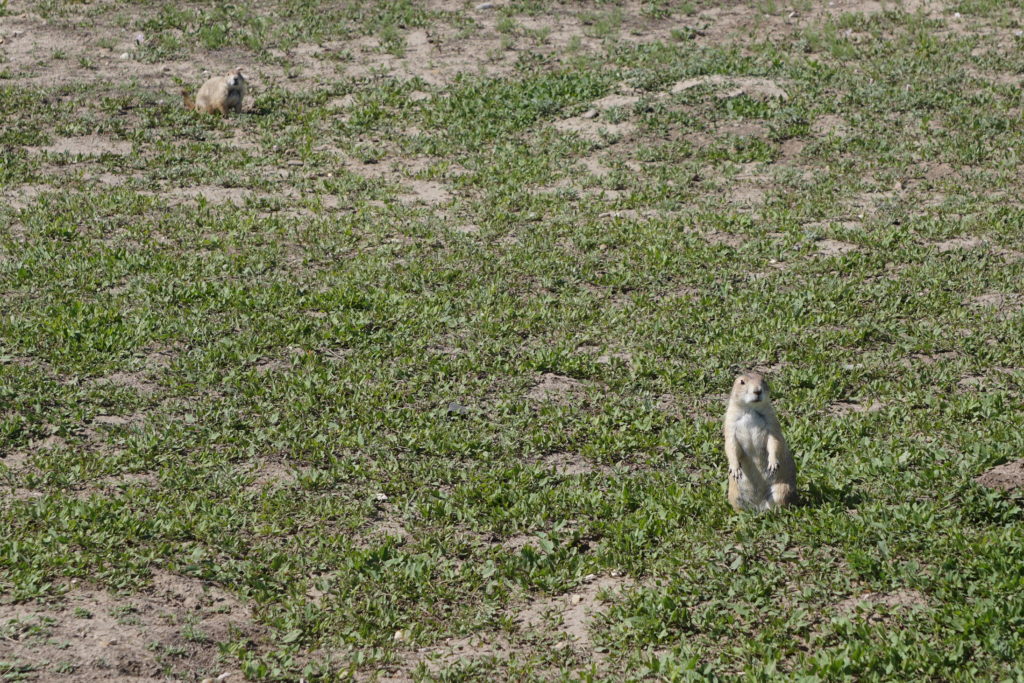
[2,0,1024,680]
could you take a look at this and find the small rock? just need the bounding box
[119,52,130,60]
[446,401,469,416]
[394,629,409,642]
[581,108,599,119]
[475,1,495,8]
[373,492,389,503]
[570,595,583,605]
[134,32,145,45]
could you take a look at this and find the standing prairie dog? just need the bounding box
[724,372,797,512]
[182,68,247,115]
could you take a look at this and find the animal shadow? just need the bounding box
[798,480,863,509]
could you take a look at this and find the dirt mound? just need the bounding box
[515,574,632,651]
[0,571,261,680]
[527,373,585,401]
[670,75,788,100]
[975,459,1024,492]
[835,588,928,615]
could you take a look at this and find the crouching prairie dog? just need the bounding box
[182,68,247,115]
[723,372,797,511]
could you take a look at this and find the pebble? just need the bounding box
[447,401,468,416]
[475,2,495,9]
[581,108,599,119]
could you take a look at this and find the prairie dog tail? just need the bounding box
[181,88,195,111]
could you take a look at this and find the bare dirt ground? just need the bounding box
[0,571,258,681]
[976,459,1024,492]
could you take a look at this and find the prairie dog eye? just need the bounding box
[739,379,745,385]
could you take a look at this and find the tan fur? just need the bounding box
[723,372,797,512]
[182,68,247,115]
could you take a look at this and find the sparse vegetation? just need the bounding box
[2,0,1024,680]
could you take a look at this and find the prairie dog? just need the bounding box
[723,372,797,512]
[182,68,247,115]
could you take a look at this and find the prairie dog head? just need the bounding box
[730,372,770,407]
[225,68,247,92]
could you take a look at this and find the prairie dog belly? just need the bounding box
[730,409,772,509]
[734,410,769,465]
